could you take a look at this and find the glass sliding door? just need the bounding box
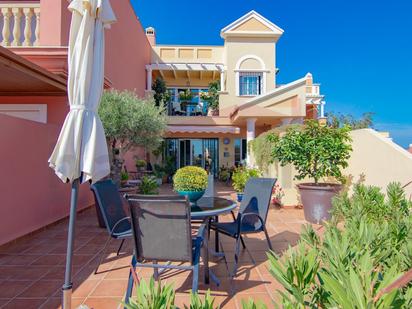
[165,138,219,175]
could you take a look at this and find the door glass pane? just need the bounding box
[191,139,203,167]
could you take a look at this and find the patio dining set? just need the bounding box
[90,177,276,306]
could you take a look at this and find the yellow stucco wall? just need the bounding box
[219,36,277,114]
[256,129,412,206]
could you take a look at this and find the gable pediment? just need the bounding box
[221,10,284,39]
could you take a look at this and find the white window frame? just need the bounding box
[235,55,268,97]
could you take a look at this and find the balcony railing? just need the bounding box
[167,99,209,116]
[307,84,321,96]
[0,2,40,47]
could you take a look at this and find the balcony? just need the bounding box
[0,2,40,47]
[167,88,211,117]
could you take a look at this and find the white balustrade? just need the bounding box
[0,2,40,47]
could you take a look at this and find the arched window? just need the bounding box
[235,55,267,97]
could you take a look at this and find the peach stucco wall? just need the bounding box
[0,113,94,245]
[38,0,151,96]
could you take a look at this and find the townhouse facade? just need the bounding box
[145,11,325,174]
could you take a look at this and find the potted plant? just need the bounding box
[200,81,220,116]
[269,120,352,223]
[120,170,129,187]
[231,166,261,202]
[138,175,159,195]
[153,164,165,186]
[173,166,208,204]
[135,159,146,171]
[179,89,193,111]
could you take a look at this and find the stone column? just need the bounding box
[246,118,257,166]
[220,70,225,91]
[146,67,152,91]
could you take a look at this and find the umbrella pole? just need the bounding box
[62,177,80,309]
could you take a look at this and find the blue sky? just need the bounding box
[131,0,412,147]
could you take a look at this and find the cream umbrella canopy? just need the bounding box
[48,0,115,308]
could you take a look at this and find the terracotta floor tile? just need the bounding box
[236,293,275,307]
[82,297,122,309]
[3,298,47,309]
[18,279,61,298]
[0,280,32,298]
[31,255,65,267]
[90,279,128,297]
[71,280,100,298]
[0,186,308,308]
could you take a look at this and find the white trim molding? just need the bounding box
[220,10,284,39]
[0,104,47,123]
[235,54,266,71]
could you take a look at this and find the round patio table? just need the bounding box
[190,197,237,285]
[190,197,237,218]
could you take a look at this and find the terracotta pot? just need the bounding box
[298,183,342,224]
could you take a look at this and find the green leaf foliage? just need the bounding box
[99,89,167,153]
[173,166,208,192]
[269,120,352,183]
[138,176,159,195]
[184,290,219,309]
[265,182,412,308]
[124,279,220,309]
[231,166,262,193]
[124,278,176,309]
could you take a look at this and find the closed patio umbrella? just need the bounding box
[48,0,115,308]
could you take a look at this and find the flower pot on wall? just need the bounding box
[298,183,342,224]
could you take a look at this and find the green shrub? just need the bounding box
[139,176,159,195]
[135,159,147,168]
[124,278,175,309]
[173,166,208,192]
[268,120,352,184]
[125,279,219,309]
[184,290,218,309]
[266,182,412,308]
[231,166,261,193]
[121,171,129,181]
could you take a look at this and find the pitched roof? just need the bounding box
[220,10,284,39]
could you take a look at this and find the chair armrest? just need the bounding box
[110,216,131,236]
[236,212,265,235]
[195,223,207,243]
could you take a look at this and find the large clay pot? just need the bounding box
[298,183,342,224]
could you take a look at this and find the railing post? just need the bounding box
[23,7,33,46]
[34,7,40,46]
[11,8,22,47]
[1,7,11,46]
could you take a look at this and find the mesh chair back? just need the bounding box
[239,178,276,228]
[90,179,131,234]
[128,196,193,263]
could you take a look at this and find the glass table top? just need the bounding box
[190,197,237,218]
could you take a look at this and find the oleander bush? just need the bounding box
[267,182,412,308]
[173,166,208,192]
[124,278,220,309]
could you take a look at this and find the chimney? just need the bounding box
[145,27,156,46]
[408,144,412,154]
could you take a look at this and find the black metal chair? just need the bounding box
[90,179,132,274]
[210,177,276,276]
[124,195,206,304]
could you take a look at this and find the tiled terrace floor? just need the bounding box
[0,183,308,309]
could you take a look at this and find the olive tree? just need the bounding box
[99,89,167,184]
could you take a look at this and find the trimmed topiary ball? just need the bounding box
[173,166,208,192]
